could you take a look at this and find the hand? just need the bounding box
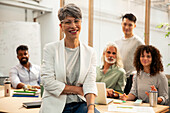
[87,109,94,113]
[145,85,163,103]
[75,86,84,96]
[119,93,128,101]
[145,85,157,96]
[32,85,41,89]
[106,88,114,97]
[87,105,95,113]
[62,85,84,96]
[113,93,119,98]
[151,85,157,91]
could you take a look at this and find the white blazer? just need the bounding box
[40,39,97,113]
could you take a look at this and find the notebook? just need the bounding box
[95,82,113,105]
[23,100,42,108]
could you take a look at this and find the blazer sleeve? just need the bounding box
[41,43,65,97]
[83,49,98,96]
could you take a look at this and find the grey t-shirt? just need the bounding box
[115,35,144,76]
[130,71,169,105]
[65,46,82,103]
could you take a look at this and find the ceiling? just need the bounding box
[131,0,170,12]
[151,0,170,11]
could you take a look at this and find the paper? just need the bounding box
[113,100,123,104]
[108,105,155,113]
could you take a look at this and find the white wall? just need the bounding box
[38,0,60,58]
[0,5,33,22]
[64,0,170,74]
[0,22,41,75]
[0,0,169,74]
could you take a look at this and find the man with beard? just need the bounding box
[96,43,126,98]
[9,45,40,89]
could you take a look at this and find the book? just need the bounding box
[14,90,39,95]
[133,99,142,106]
[12,90,39,97]
[12,94,39,97]
[14,90,36,94]
[13,92,37,95]
[23,100,42,108]
[113,100,123,104]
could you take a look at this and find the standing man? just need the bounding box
[115,13,145,95]
[96,43,126,98]
[9,45,40,89]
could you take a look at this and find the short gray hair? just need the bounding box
[58,3,82,21]
[102,42,124,68]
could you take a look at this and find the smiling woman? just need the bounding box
[120,45,169,105]
[61,16,81,43]
[139,50,152,70]
[40,3,100,113]
[134,45,163,76]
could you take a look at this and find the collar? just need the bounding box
[18,62,32,69]
[141,70,150,76]
[122,35,135,40]
[100,64,116,70]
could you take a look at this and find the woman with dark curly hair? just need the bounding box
[120,45,169,105]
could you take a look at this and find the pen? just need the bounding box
[114,91,128,98]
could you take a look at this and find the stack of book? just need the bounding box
[12,90,39,97]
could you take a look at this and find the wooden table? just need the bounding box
[0,86,169,113]
[96,100,169,113]
[0,86,40,113]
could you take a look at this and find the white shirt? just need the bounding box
[9,63,40,88]
[115,35,145,76]
[65,46,81,103]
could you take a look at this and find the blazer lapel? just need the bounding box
[77,42,90,84]
[57,39,66,83]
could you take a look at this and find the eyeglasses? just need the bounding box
[106,51,116,55]
[61,19,81,26]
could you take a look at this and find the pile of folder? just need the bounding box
[12,90,39,97]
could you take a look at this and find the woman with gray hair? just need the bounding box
[40,3,100,113]
[96,42,126,98]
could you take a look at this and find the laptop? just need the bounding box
[23,100,42,108]
[95,82,113,105]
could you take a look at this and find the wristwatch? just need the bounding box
[114,92,120,99]
[23,85,28,91]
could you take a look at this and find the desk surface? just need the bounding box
[0,86,169,113]
[0,86,40,113]
[96,101,169,113]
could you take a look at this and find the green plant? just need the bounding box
[156,23,170,67]
[156,23,170,39]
